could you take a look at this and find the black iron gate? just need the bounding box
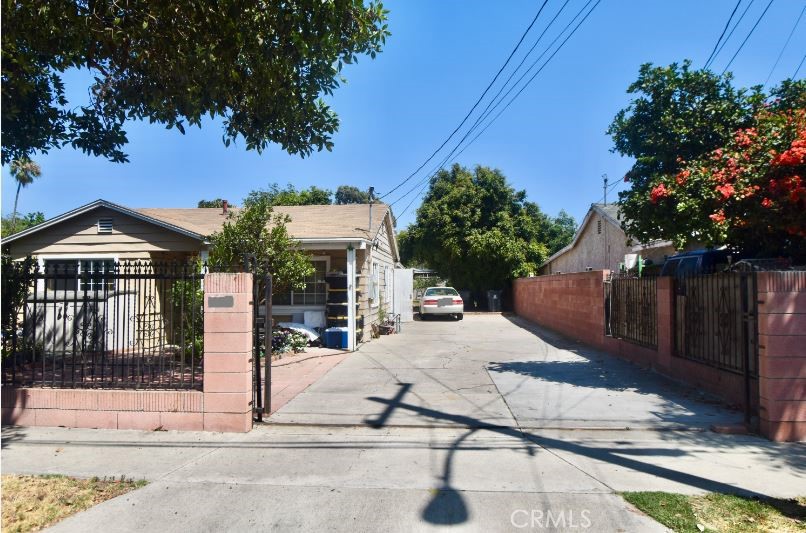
[251,265,272,421]
[604,274,658,349]
[673,272,758,421]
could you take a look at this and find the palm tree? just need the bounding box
[8,158,42,234]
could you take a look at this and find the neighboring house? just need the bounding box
[539,203,676,275]
[2,199,399,348]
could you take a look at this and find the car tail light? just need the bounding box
[423,299,438,305]
[452,299,463,305]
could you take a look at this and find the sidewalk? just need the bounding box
[266,348,351,414]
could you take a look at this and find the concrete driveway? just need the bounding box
[269,314,743,430]
[3,315,804,532]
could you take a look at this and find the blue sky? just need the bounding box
[3,0,805,230]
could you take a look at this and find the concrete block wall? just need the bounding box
[2,272,255,433]
[757,272,806,441]
[513,272,608,349]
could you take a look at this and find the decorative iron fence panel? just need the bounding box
[672,272,757,376]
[605,275,658,349]
[2,260,204,390]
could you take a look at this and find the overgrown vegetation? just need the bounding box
[622,491,806,532]
[609,62,805,260]
[271,328,309,355]
[1,212,45,238]
[2,1,390,164]
[1,474,146,533]
[208,196,314,293]
[398,164,576,291]
[0,256,38,358]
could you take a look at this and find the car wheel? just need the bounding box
[420,313,429,321]
[456,313,463,320]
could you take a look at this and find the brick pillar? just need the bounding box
[757,272,806,442]
[203,273,253,433]
[655,276,674,372]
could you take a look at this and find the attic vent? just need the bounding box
[597,220,602,234]
[98,218,113,234]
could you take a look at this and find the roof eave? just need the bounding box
[1,199,207,245]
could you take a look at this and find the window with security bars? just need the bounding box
[44,259,115,291]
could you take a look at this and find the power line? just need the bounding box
[378,0,550,199]
[394,0,601,213]
[721,0,775,75]
[705,0,756,70]
[765,3,805,85]
[393,0,602,218]
[704,0,743,68]
[794,51,806,79]
[430,0,595,186]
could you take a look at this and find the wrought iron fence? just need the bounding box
[1,259,204,389]
[673,272,757,375]
[604,275,658,349]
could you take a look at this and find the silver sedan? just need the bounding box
[419,287,463,320]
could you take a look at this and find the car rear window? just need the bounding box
[424,288,459,296]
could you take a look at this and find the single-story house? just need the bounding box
[539,203,676,275]
[2,199,400,350]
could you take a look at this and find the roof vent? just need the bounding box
[98,218,113,234]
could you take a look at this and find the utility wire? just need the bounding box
[392,0,599,209]
[721,0,775,75]
[704,0,743,68]
[705,0,756,70]
[765,3,805,85]
[378,0,550,199]
[393,0,602,218]
[794,51,806,79]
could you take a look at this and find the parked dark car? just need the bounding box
[660,249,732,277]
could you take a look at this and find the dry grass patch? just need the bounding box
[1,474,146,533]
[623,491,805,533]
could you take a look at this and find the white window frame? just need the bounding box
[38,254,118,292]
[273,256,330,308]
[370,261,380,307]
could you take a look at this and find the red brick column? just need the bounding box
[655,276,674,372]
[757,272,806,441]
[203,273,253,432]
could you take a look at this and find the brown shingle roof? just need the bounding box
[134,204,390,241]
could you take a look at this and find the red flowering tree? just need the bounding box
[610,64,806,262]
[650,107,806,260]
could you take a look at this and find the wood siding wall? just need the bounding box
[7,207,205,260]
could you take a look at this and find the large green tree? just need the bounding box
[208,197,313,292]
[2,1,389,164]
[609,62,805,257]
[1,211,45,238]
[244,183,333,207]
[197,199,235,209]
[401,164,567,291]
[335,185,370,204]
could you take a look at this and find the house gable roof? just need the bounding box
[3,199,399,261]
[540,203,674,268]
[1,199,208,245]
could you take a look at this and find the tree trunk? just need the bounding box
[10,181,22,234]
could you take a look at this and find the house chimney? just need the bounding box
[222,200,228,215]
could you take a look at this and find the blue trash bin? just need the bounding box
[324,327,349,349]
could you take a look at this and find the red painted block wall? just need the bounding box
[757,272,806,441]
